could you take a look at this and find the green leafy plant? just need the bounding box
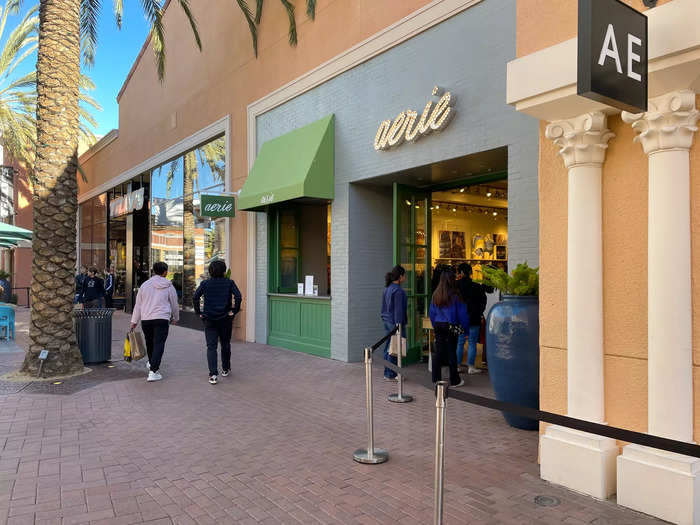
[480,262,539,296]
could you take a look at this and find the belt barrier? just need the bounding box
[354,327,700,525]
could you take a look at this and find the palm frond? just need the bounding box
[254,0,263,24]
[177,0,201,50]
[80,0,101,66]
[279,0,296,46]
[235,0,258,57]
[139,0,166,80]
[3,38,37,80]
[0,8,37,78]
[113,0,123,28]
[306,0,315,20]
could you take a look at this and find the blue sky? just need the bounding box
[10,3,151,137]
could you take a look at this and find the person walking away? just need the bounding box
[380,265,407,381]
[104,266,115,308]
[429,270,469,387]
[75,265,87,303]
[193,260,242,385]
[79,267,105,308]
[130,262,179,382]
[455,263,492,374]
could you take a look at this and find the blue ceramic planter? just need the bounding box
[486,295,539,430]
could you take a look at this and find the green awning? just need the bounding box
[238,114,334,211]
[0,223,31,240]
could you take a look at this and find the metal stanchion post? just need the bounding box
[353,347,389,464]
[389,324,413,403]
[433,381,447,525]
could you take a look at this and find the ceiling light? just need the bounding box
[493,211,498,216]
[459,188,465,193]
[486,192,492,198]
[435,205,439,209]
[452,208,456,212]
[405,200,411,206]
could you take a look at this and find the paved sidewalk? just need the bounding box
[0,309,662,524]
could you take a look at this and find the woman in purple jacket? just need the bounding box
[429,270,470,387]
[380,265,407,381]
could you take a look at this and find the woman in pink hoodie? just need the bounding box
[130,261,179,382]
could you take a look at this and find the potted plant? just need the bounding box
[481,263,539,430]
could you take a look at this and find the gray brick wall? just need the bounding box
[253,0,539,361]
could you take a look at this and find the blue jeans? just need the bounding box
[382,321,398,379]
[456,325,481,366]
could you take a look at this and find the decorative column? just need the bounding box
[540,112,618,499]
[618,90,700,525]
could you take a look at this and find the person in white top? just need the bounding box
[130,261,179,382]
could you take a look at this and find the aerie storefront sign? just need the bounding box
[374,86,454,151]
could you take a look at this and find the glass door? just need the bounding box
[393,183,431,363]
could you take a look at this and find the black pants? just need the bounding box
[204,316,233,376]
[432,323,461,385]
[141,319,169,372]
[105,293,113,308]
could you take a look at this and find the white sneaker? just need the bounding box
[209,375,218,385]
[146,360,150,371]
[468,366,483,375]
[454,379,465,387]
[147,371,162,382]
[221,370,230,377]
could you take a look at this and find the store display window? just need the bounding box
[268,202,331,296]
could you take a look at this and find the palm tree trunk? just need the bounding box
[21,0,84,375]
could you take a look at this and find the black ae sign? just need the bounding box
[578,0,648,113]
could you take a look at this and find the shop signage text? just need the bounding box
[200,194,236,217]
[109,188,145,218]
[577,0,647,113]
[374,86,454,151]
[260,193,274,205]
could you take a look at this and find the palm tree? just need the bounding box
[21,0,201,377]
[0,2,99,172]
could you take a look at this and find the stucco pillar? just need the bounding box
[617,90,700,525]
[540,112,618,499]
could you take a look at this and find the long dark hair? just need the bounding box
[385,265,406,287]
[432,270,459,308]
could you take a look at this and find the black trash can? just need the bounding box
[73,308,115,364]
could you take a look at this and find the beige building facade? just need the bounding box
[509,0,700,522]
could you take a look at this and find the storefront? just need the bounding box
[78,133,229,326]
[242,0,539,361]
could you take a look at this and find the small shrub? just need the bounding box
[480,262,539,296]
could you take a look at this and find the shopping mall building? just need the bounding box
[78,0,700,522]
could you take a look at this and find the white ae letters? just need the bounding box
[598,24,622,74]
[627,34,642,82]
[597,23,643,83]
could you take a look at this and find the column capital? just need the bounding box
[545,112,615,169]
[622,90,700,155]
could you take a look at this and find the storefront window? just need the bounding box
[79,194,107,271]
[150,134,226,310]
[269,202,331,296]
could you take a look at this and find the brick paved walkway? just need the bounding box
[0,309,663,524]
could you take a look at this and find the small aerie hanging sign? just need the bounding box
[374,86,455,151]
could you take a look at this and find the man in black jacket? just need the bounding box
[456,263,492,374]
[193,260,242,384]
[80,267,105,308]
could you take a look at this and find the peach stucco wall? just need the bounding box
[516,0,673,58]
[538,95,700,440]
[78,0,435,339]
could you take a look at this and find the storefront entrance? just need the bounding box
[390,150,509,364]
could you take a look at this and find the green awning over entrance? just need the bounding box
[0,223,31,240]
[238,114,334,211]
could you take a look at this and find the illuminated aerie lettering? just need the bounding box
[374,87,455,151]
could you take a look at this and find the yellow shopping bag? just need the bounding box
[123,334,132,362]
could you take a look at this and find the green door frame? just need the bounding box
[393,183,431,364]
